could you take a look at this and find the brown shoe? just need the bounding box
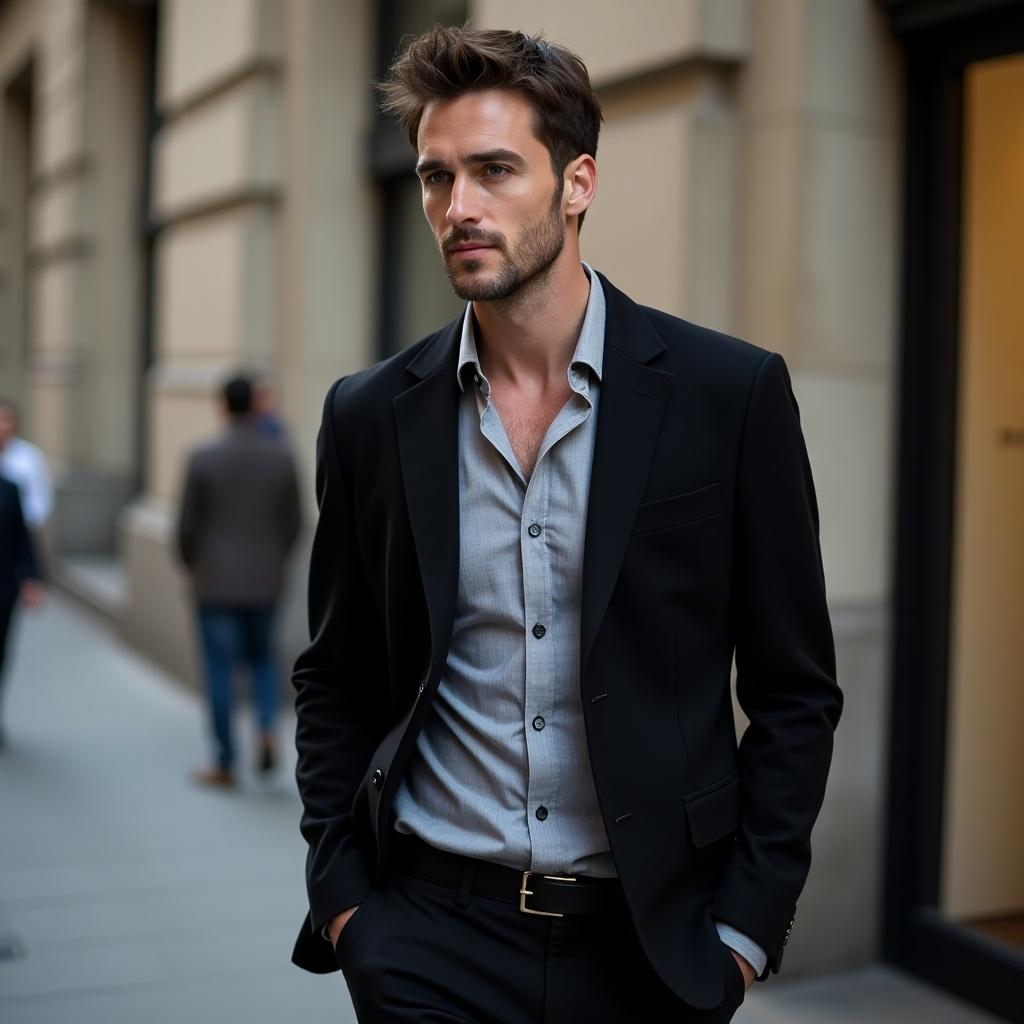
[191,767,236,789]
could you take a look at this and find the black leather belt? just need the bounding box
[392,838,625,917]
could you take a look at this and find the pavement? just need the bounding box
[0,594,1002,1023]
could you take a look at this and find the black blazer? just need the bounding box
[0,476,40,602]
[292,273,841,1009]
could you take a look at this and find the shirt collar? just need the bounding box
[456,262,605,393]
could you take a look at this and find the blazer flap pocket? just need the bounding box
[632,482,721,535]
[683,771,739,848]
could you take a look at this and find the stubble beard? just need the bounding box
[440,187,565,303]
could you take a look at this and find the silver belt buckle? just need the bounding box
[519,870,577,917]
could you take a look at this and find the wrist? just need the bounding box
[730,950,756,990]
[327,906,357,947]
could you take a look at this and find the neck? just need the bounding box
[471,245,591,388]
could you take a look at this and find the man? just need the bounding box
[177,375,301,787]
[0,474,43,746]
[292,28,841,1023]
[0,399,53,529]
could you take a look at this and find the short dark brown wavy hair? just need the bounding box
[379,26,602,189]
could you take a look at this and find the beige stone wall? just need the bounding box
[121,0,376,679]
[77,2,147,476]
[474,0,748,84]
[23,0,90,474]
[279,0,377,486]
[733,0,902,973]
[583,71,739,331]
[121,0,287,669]
[1,0,150,554]
[144,0,284,497]
[737,0,901,609]
[0,0,39,407]
[159,0,279,112]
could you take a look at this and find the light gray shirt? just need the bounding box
[394,265,612,877]
[391,266,766,975]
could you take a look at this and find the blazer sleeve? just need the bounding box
[292,381,390,939]
[710,352,843,976]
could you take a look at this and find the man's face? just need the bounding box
[416,89,566,302]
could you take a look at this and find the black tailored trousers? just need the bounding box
[334,868,747,1024]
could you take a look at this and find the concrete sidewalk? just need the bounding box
[0,596,999,1023]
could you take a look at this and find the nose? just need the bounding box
[446,174,481,227]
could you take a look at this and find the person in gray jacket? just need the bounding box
[177,374,301,787]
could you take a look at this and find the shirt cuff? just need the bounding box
[715,922,768,978]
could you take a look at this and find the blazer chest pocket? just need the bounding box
[632,482,721,536]
[683,770,739,848]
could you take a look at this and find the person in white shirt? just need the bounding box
[0,399,53,529]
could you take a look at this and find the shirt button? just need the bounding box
[532,716,545,731]
[532,623,546,639]
[535,806,549,821]
[528,523,542,538]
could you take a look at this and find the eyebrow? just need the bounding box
[415,148,528,176]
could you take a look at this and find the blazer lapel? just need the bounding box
[394,318,464,684]
[581,275,673,669]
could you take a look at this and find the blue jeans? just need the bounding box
[197,606,280,770]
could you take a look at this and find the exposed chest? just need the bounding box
[491,385,572,480]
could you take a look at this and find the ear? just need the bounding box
[563,154,597,221]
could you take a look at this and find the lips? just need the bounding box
[448,244,494,256]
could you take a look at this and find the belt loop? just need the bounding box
[455,858,476,908]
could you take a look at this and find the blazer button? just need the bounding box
[372,769,384,789]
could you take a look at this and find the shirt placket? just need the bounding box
[521,387,593,870]
[470,362,595,873]
[522,458,557,865]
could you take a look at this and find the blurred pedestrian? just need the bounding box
[0,398,53,529]
[0,475,44,747]
[176,374,301,788]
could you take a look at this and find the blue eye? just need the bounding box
[424,171,450,185]
[485,165,509,178]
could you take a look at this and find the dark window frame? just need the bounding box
[371,0,468,359]
[883,2,1024,1019]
